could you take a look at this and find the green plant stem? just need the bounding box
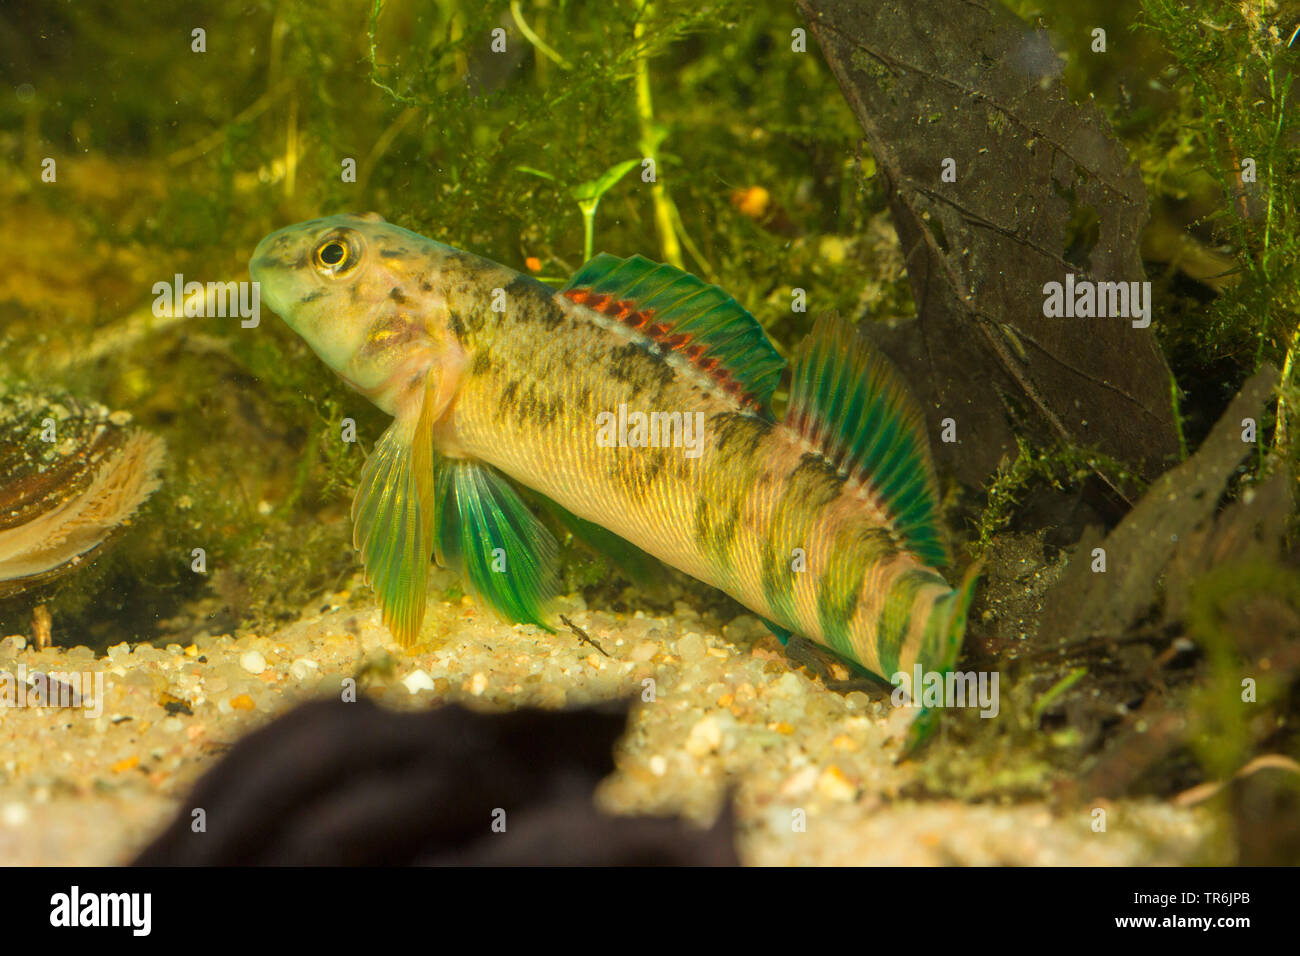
[633,7,682,268]
[510,1,571,70]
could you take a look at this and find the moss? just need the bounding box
[1184,558,1300,779]
[970,436,1139,556]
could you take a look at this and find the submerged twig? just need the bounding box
[560,614,609,657]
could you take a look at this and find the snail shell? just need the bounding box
[0,387,165,598]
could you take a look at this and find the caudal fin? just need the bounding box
[904,561,983,753]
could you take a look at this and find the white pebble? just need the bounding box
[779,765,819,798]
[239,650,267,675]
[1,802,29,827]
[469,672,489,696]
[772,672,806,698]
[289,658,319,681]
[402,669,437,694]
[0,635,28,655]
[649,755,667,776]
[685,715,723,756]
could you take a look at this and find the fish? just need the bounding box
[250,213,977,730]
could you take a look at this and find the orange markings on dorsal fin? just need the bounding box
[564,286,764,408]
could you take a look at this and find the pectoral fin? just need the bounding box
[350,373,446,646]
[351,413,429,646]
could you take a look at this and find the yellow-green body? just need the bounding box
[251,214,973,688]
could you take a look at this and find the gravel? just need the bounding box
[0,575,1218,865]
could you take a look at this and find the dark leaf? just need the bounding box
[1039,365,1278,647]
[798,0,1181,489]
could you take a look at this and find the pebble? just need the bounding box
[239,650,267,675]
[1,802,29,827]
[816,765,857,802]
[469,672,488,696]
[289,658,319,681]
[677,633,708,662]
[0,635,27,656]
[630,641,658,662]
[685,715,723,756]
[779,765,819,798]
[402,669,437,694]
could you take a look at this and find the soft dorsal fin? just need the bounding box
[562,254,785,415]
[784,313,949,567]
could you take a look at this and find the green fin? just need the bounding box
[351,415,432,647]
[562,253,785,414]
[432,459,559,632]
[351,372,448,646]
[531,492,665,590]
[762,618,793,646]
[903,562,982,755]
[785,313,949,568]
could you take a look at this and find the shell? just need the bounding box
[0,384,165,598]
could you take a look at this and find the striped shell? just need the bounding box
[0,385,164,598]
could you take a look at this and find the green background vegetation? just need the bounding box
[0,0,1297,857]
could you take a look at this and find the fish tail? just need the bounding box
[770,311,982,750]
[903,560,983,753]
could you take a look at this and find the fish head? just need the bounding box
[251,213,464,416]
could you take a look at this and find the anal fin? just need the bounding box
[531,492,665,590]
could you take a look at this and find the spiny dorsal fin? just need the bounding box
[784,313,949,567]
[562,253,785,415]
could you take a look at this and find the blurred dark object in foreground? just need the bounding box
[134,698,737,866]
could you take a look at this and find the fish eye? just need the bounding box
[313,236,357,276]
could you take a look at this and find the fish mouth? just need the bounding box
[250,227,301,278]
[250,226,314,315]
